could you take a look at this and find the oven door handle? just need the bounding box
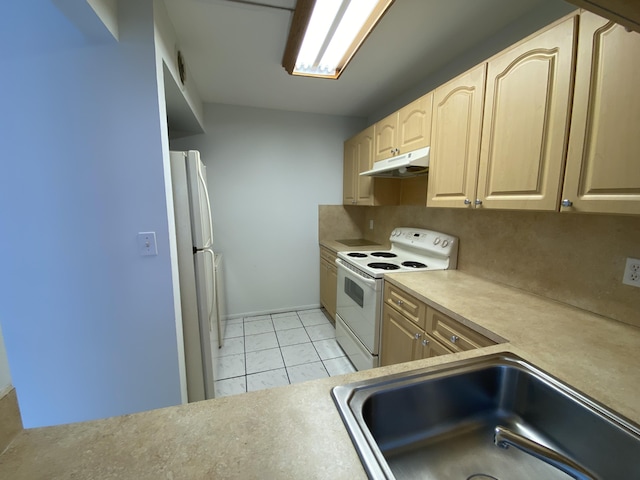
[336,259,377,288]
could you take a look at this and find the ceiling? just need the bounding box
[163,0,570,120]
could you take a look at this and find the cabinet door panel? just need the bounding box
[327,263,337,321]
[477,16,576,210]
[380,305,419,366]
[374,113,398,162]
[356,126,375,205]
[397,93,433,154]
[427,64,486,208]
[343,137,357,205]
[562,12,640,214]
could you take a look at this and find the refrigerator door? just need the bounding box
[194,248,219,399]
[186,150,214,250]
[170,150,207,402]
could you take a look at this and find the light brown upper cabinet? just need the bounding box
[427,64,487,208]
[343,125,399,206]
[374,93,433,162]
[343,126,374,205]
[476,15,577,211]
[560,11,640,215]
[427,14,577,211]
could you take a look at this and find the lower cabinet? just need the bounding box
[380,281,496,366]
[319,246,337,322]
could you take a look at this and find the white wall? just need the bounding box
[0,1,183,427]
[154,0,204,131]
[171,104,364,317]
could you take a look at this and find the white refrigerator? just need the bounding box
[170,150,226,401]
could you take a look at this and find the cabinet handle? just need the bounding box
[450,335,459,344]
[414,333,422,340]
[561,199,573,207]
[396,300,404,306]
[421,339,429,346]
[474,199,483,206]
[464,198,471,205]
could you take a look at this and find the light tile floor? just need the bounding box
[213,309,356,397]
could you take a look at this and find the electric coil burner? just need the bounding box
[368,262,400,270]
[335,227,459,371]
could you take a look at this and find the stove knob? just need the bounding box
[441,239,449,248]
[433,237,441,245]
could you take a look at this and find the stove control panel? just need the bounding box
[390,227,458,259]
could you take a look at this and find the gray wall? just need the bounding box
[0,1,183,427]
[171,104,365,317]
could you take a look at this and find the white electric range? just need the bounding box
[335,227,459,371]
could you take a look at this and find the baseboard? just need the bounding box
[226,303,322,320]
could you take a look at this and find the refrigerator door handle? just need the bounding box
[197,162,215,244]
[202,247,217,330]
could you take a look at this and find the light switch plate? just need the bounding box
[137,232,158,256]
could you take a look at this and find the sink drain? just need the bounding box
[467,475,500,480]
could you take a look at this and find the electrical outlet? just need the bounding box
[622,257,640,288]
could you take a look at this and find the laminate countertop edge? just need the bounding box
[1,271,637,479]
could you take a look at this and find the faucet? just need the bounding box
[493,426,600,480]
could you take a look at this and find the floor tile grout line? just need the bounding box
[271,314,293,385]
[219,310,337,394]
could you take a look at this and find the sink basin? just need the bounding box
[336,238,380,247]
[332,353,640,479]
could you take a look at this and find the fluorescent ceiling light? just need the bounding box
[282,0,395,79]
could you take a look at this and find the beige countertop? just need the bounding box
[2,271,639,479]
[319,238,385,254]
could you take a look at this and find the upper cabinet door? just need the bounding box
[476,16,577,211]
[561,12,640,215]
[397,92,433,154]
[373,93,433,162]
[427,64,486,208]
[342,135,358,205]
[374,112,398,162]
[356,125,375,205]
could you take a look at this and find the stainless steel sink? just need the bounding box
[332,353,640,479]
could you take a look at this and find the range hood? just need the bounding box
[360,146,430,178]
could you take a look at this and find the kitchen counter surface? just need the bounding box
[319,238,385,253]
[2,271,639,479]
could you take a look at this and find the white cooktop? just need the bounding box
[337,227,458,279]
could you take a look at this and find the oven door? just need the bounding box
[335,259,382,355]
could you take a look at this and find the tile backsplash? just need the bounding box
[319,204,640,328]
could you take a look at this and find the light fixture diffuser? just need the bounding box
[282,0,395,79]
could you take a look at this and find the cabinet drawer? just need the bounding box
[320,246,336,264]
[426,307,495,352]
[423,332,455,358]
[384,282,426,328]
